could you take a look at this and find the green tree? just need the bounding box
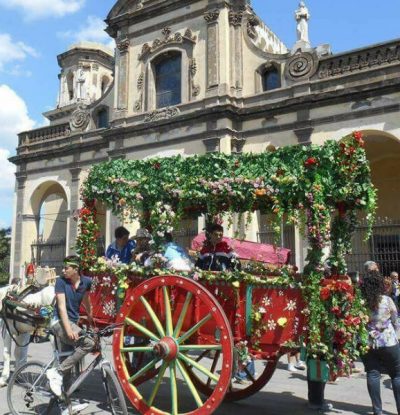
[0,227,11,285]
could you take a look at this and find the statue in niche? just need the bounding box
[76,68,87,101]
[295,1,310,43]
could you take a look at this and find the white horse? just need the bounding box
[0,284,55,387]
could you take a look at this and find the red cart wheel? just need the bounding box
[113,275,233,415]
[185,353,278,402]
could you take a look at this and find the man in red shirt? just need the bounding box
[196,224,240,271]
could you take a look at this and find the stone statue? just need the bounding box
[76,68,86,101]
[295,1,310,43]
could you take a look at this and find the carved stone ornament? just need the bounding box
[229,11,243,26]
[135,72,144,111]
[247,14,260,39]
[204,9,220,24]
[139,28,197,61]
[190,59,200,97]
[117,38,130,53]
[137,72,144,90]
[284,51,318,81]
[144,107,180,123]
[70,105,90,131]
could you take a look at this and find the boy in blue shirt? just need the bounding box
[105,226,136,264]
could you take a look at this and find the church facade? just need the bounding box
[9,0,400,277]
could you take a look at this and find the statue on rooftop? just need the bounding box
[295,1,310,44]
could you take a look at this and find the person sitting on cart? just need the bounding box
[46,255,95,397]
[131,228,153,266]
[163,232,194,271]
[105,226,136,264]
[195,223,240,271]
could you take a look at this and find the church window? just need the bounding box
[154,52,181,108]
[97,108,109,129]
[262,67,281,91]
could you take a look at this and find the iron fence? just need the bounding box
[346,218,400,276]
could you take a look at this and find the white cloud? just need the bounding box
[0,149,15,191]
[0,84,36,152]
[58,15,114,50]
[0,0,85,20]
[0,33,38,71]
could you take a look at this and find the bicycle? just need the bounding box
[7,323,128,415]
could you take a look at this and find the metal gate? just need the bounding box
[31,237,66,274]
[346,218,400,275]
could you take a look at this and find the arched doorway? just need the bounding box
[30,182,68,272]
[347,130,400,275]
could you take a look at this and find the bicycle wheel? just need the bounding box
[7,360,58,415]
[102,363,128,415]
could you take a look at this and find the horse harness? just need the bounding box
[1,286,53,347]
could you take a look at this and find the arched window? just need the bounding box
[262,67,281,91]
[96,108,109,129]
[154,52,181,108]
[67,72,74,101]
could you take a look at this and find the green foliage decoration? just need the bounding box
[77,131,376,375]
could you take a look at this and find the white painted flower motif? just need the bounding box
[258,306,267,314]
[285,300,297,311]
[267,319,277,331]
[103,300,116,317]
[262,296,272,306]
[278,290,284,296]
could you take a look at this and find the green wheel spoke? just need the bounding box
[140,296,166,338]
[120,346,154,353]
[176,360,203,408]
[128,357,160,383]
[179,345,222,351]
[170,362,178,415]
[163,287,173,337]
[178,352,219,383]
[177,313,212,344]
[207,350,221,388]
[147,362,169,407]
[125,317,159,342]
[173,292,192,338]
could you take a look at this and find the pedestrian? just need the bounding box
[286,351,306,372]
[360,272,400,415]
[364,260,380,277]
[105,226,136,264]
[391,271,400,309]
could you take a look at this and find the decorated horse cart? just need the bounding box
[78,132,375,415]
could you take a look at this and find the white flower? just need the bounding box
[285,300,297,311]
[258,306,267,314]
[262,296,272,306]
[103,300,116,317]
[278,290,284,296]
[267,319,277,331]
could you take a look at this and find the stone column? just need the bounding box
[67,167,81,254]
[116,38,130,113]
[11,171,27,279]
[229,11,243,92]
[204,9,220,92]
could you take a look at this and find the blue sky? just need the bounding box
[0,0,399,228]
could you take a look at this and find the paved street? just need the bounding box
[0,340,397,415]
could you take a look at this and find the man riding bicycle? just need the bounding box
[46,255,95,397]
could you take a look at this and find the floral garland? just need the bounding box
[77,131,376,375]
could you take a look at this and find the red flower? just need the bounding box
[352,131,365,147]
[153,162,161,170]
[234,160,240,168]
[320,287,331,301]
[331,306,341,316]
[304,157,318,167]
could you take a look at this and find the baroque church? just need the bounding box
[9,0,400,278]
